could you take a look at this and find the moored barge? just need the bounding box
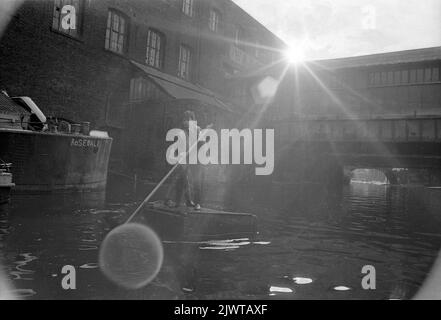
[0,91,112,192]
[0,161,14,204]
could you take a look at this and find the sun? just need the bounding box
[284,46,306,64]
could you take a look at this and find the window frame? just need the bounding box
[209,8,220,32]
[416,68,424,83]
[178,44,192,81]
[145,29,165,69]
[182,0,194,17]
[367,64,441,88]
[104,9,129,55]
[432,66,440,82]
[401,70,409,84]
[234,25,243,46]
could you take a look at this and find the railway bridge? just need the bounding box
[273,116,441,186]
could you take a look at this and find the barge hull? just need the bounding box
[0,129,112,192]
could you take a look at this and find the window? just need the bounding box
[401,70,409,84]
[424,68,432,82]
[394,71,401,84]
[368,73,375,86]
[416,69,424,83]
[433,67,440,82]
[178,45,191,80]
[234,27,242,46]
[209,9,220,32]
[146,29,164,69]
[381,71,387,86]
[374,72,381,86]
[254,41,260,58]
[105,10,127,54]
[410,69,416,83]
[387,71,394,85]
[368,67,441,87]
[182,0,194,17]
[52,0,82,37]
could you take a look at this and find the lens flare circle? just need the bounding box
[99,223,163,290]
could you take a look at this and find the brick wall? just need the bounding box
[0,1,135,127]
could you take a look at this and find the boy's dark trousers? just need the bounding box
[174,165,192,206]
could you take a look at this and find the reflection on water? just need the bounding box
[269,286,294,293]
[0,181,441,299]
[333,286,351,291]
[9,288,36,298]
[293,277,313,285]
[10,253,37,280]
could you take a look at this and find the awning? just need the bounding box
[131,61,234,113]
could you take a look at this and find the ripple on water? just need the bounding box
[78,245,98,251]
[8,288,37,298]
[79,263,99,269]
[90,209,126,215]
[10,253,37,281]
[199,238,253,251]
[81,238,97,243]
[199,245,240,250]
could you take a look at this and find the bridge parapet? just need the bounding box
[274,117,441,143]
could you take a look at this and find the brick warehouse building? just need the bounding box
[0,0,287,179]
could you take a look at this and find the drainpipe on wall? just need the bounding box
[196,0,203,83]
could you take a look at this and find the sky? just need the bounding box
[232,0,441,61]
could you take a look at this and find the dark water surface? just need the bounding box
[1,181,441,300]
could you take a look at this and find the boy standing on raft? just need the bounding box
[165,110,203,210]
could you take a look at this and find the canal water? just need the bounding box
[1,180,441,300]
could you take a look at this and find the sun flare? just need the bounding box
[284,46,306,64]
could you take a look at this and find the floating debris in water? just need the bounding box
[199,238,253,251]
[253,241,271,245]
[333,286,351,291]
[269,286,293,293]
[90,209,126,215]
[293,277,313,284]
[79,263,99,269]
[199,246,240,250]
[207,240,250,247]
